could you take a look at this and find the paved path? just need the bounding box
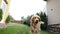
[0,23,16,28]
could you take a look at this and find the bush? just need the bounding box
[5,15,10,23]
[5,15,13,23]
[0,9,2,21]
[23,16,32,26]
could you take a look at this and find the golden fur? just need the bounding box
[30,15,44,34]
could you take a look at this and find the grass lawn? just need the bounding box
[0,23,55,34]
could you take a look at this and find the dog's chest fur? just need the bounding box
[31,22,41,34]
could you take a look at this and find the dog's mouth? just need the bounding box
[35,20,38,24]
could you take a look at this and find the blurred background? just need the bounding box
[0,0,58,34]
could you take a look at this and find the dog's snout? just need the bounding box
[35,20,38,24]
[36,20,38,22]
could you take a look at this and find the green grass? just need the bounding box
[0,24,55,34]
[41,30,55,34]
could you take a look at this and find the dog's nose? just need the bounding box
[36,20,38,22]
[35,20,38,24]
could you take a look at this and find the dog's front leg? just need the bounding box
[30,26,35,34]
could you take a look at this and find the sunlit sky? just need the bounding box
[8,0,46,20]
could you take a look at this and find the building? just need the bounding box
[13,20,24,24]
[44,0,60,25]
[44,0,60,33]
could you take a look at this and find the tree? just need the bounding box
[0,9,2,21]
[40,12,48,30]
[23,16,31,26]
[36,13,40,16]
[5,15,14,23]
[21,16,25,21]
[36,12,48,30]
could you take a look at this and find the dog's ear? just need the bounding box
[30,18,34,26]
[39,17,41,22]
[30,18,34,23]
[32,18,34,22]
[39,19,41,22]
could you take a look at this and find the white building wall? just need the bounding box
[47,0,60,25]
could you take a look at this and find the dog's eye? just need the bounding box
[32,19,34,21]
[33,17,36,19]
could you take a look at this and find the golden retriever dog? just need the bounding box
[30,15,44,34]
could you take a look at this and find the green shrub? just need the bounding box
[5,15,13,23]
[5,15,10,23]
[0,9,2,21]
[23,16,32,26]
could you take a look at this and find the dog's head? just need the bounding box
[30,15,41,24]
